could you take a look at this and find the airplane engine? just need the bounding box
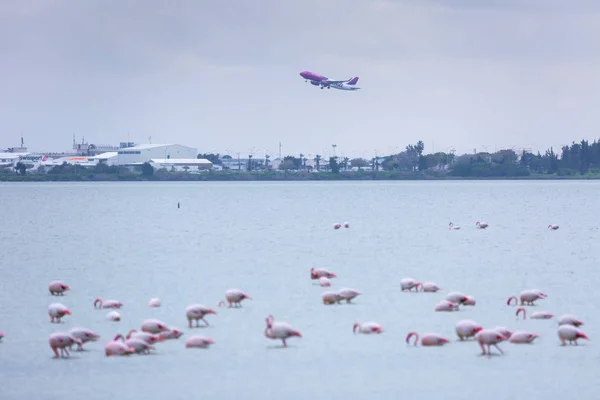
[310,80,320,86]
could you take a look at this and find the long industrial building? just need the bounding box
[115,144,197,165]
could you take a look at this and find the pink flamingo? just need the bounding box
[114,333,155,354]
[106,311,121,321]
[264,315,302,347]
[493,327,512,339]
[186,304,217,327]
[557,314,584,327]
[48,281,70,296]
[333,223,342,229]
[186,335,215,349]
[449,222,460,230]
[456,320,483,340]
[126,329,164,344]
[159,329,184,340]
[353,322,384,334]
[140,318,170,334]
[548,224,559,230]
[435,300,459,312]
[319,277,331,287]
[476,221,489,229]
[49,332,82,358]
[148,298,161,307]
[336,288,361,303]
[218,289,252,308]
[400,278,421,292]
[322,291,343,305]
[68,328,100,350]
[310,267,337,280]
[105,337,135,357]
[557,325,589,345]
[508,331,539,344]
[446,292,470,305]
[420,282,441,292]
[507,290,547,306]
[343,222,350,228]
[48,303,71,323]
[475,329,507,355]
[94,298,123,309]
[0,332,4,341]
[516,307,554,320]
[406,331,450,346]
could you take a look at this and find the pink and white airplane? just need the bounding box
[299,71,357,89]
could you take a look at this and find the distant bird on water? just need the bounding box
[178,202,180,209]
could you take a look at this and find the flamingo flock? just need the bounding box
[0,219,587,360]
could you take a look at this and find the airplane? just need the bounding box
[299,71,356,89]
[331,77,360,91]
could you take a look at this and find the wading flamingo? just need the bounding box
[186,335,215,349]
[310,267,337,280]
[264,315,302,347]
[557,325,589,345]
[148,298,161,307]
[406,331,450,346]
[218,289,252,308]
[114,334,155,354]
[186,304,217,327]
[48,303,71,323]
[548,224,559,230]
[319,277,331,287]
[493,327,512,339]
[449,222,460,230]
[337,288,361,303]
[343,222,350,228]
[435,300,459,312]
[94,298,123,309]
[557,314,584,327]
[516,307,553,320]
[420,282,441,292]
[159,329,184,340]
[401,278,421,292]
[104,337,135,357]
[49,332,81,358]
[140,318,170,334]
[508,331,539,344]
[48,281,70,296]
[322,291,343,305]
[475,329,507,355]
[446,292,470,305]
[333,223,342,229]
[476,221,489,229]
[68,328,100,350]
[125,329,164,344]
[353,322,383,334]
[456,320,483,340]
[507,290,547,306]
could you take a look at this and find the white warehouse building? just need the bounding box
[115,144,197,165]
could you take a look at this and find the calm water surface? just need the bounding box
[0,181,599,400]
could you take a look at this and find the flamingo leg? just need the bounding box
[493,344,503,354]
[479,342,486,355]
[188,320,193,328]
[282,338,287,347]
[51,346,59,358]
[202,317,209,326]
[195,320,200,328]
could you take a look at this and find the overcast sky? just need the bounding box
[1,0,599,159]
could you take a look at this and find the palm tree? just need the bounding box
[314,155,322,171]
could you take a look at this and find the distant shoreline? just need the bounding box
[2,171,600,182]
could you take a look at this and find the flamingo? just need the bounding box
[104,337,135,357]
[343,222,350,228]
[310,267,337,280]
[48,303,71,323]
[322,291,343,305]
[140,318,170,334]
[106,311,121,321]
[508,331,539,344]
[68,328,100,351]
[463,296,476,306]
[94,298,123,309]
[148,298,161,307]
[493,327,513,339]
[420,282,441,292]
[126,329,164,344]
[49,332,82,358]
[159,329,184,340]
[507,290,547,306]
[400,278,421,292]
[406,331,450,346]
[186,304,217,327]
[0,332,4,341]
[264,315,302,347]
[353,322,383,334]
[333,223,342,229]
[475,329,507,355]
[476,221,489,229]
[435,300,459,312]
[186,335,215,349]
[449,222,460,230]
[337,288,361,303]
[516,307,553,320]
[218,289,252,308]
[446,292,470,305]
[557,314,584,327]
[557,325,589,345]
[548,224,559,230]
[114,334,155,354]
[48,281,70,296]
[456,320,483,340]
[319,277,331,287]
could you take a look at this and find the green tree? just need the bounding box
[329,157,340,173]
[141,162,154,176]
[15,162,27,175]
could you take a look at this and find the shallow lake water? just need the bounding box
[0,180,598,400]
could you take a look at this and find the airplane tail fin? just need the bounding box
[347,77,359,85]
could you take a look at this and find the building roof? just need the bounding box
[88,152,118,160]
[0,153,22,159]
[120,143,176,150]
[150,158,212,165]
